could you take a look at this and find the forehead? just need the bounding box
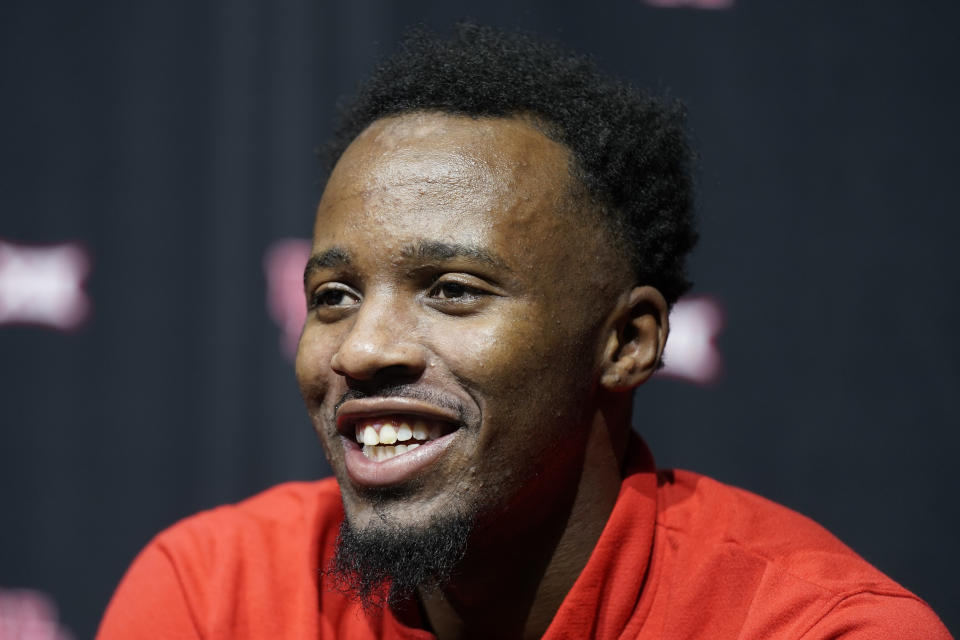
[331,112,571,187]
[313,112,625,288]
[319,112,573,232]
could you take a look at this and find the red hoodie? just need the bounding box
[97,438,950,639]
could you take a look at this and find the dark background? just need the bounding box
[2,1,957,637]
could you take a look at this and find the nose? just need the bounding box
[329,295,427,382]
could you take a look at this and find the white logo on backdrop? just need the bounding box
[0,240,90,330]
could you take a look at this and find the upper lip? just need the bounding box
[334,397,463,437]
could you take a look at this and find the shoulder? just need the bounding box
[97,478,346,639]
[656,469,903,593]
[153,477,343,557]
[148,477,345,595]
[652,470,951,639]
[799,590,952,639]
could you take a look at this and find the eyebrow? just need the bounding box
[303,240,509,285]
[401,241,509,270]
[303,247,350,285]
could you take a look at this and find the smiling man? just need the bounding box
[98,24,950,639]
[300,110,654,634]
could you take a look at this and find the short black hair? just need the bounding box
[327,23,697,304]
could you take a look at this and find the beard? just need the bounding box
[327,505,474,611]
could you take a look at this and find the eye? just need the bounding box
[425,275,496,312]
[309,283,360,310]
[432,281,471,299]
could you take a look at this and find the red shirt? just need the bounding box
[97,440,950,638]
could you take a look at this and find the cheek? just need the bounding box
[430,308,597,413]
[294,325,339,406]
[432,314,537,381]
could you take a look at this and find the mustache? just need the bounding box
[333,385,468,423]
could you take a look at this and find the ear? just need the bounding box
[600,286,669,391]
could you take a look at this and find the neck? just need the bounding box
[416,398,632,640]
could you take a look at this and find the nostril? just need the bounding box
[340,365,426,394]
[330,341,428,382]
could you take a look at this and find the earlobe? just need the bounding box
[600,286,669,391]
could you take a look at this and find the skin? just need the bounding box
[295,112,668,639]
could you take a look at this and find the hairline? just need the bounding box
[332,108,634,278]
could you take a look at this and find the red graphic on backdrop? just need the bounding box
[264,238,312,358]
[0,240,90,330]
[263,239,723,383]
[644,0,733,8]
[659,296,723,384]
[0,588,74,640]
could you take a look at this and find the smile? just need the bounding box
[335,398,464,487]
[354,417,448,461]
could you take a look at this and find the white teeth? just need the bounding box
[360,441,420,461]
[411,420,428,441]
[357,416,449,461]
[379,424,397,444]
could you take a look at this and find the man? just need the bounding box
[98,24,950,639]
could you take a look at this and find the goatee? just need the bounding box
[327,510,473,610]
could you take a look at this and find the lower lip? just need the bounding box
[341,431,459,487]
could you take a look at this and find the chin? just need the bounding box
[345,478,473,531]
[329,495,476,608]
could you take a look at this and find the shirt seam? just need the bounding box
[656,520,910,601]
[795,590,934,639]
[155,538,206,639]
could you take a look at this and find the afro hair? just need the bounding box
[326,23,698,304]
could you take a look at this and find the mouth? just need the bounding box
[350,416,453,461]
[335,398,463,487]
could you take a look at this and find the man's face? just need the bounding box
[296,112,632,541]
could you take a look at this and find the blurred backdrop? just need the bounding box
[1,1,957,637]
